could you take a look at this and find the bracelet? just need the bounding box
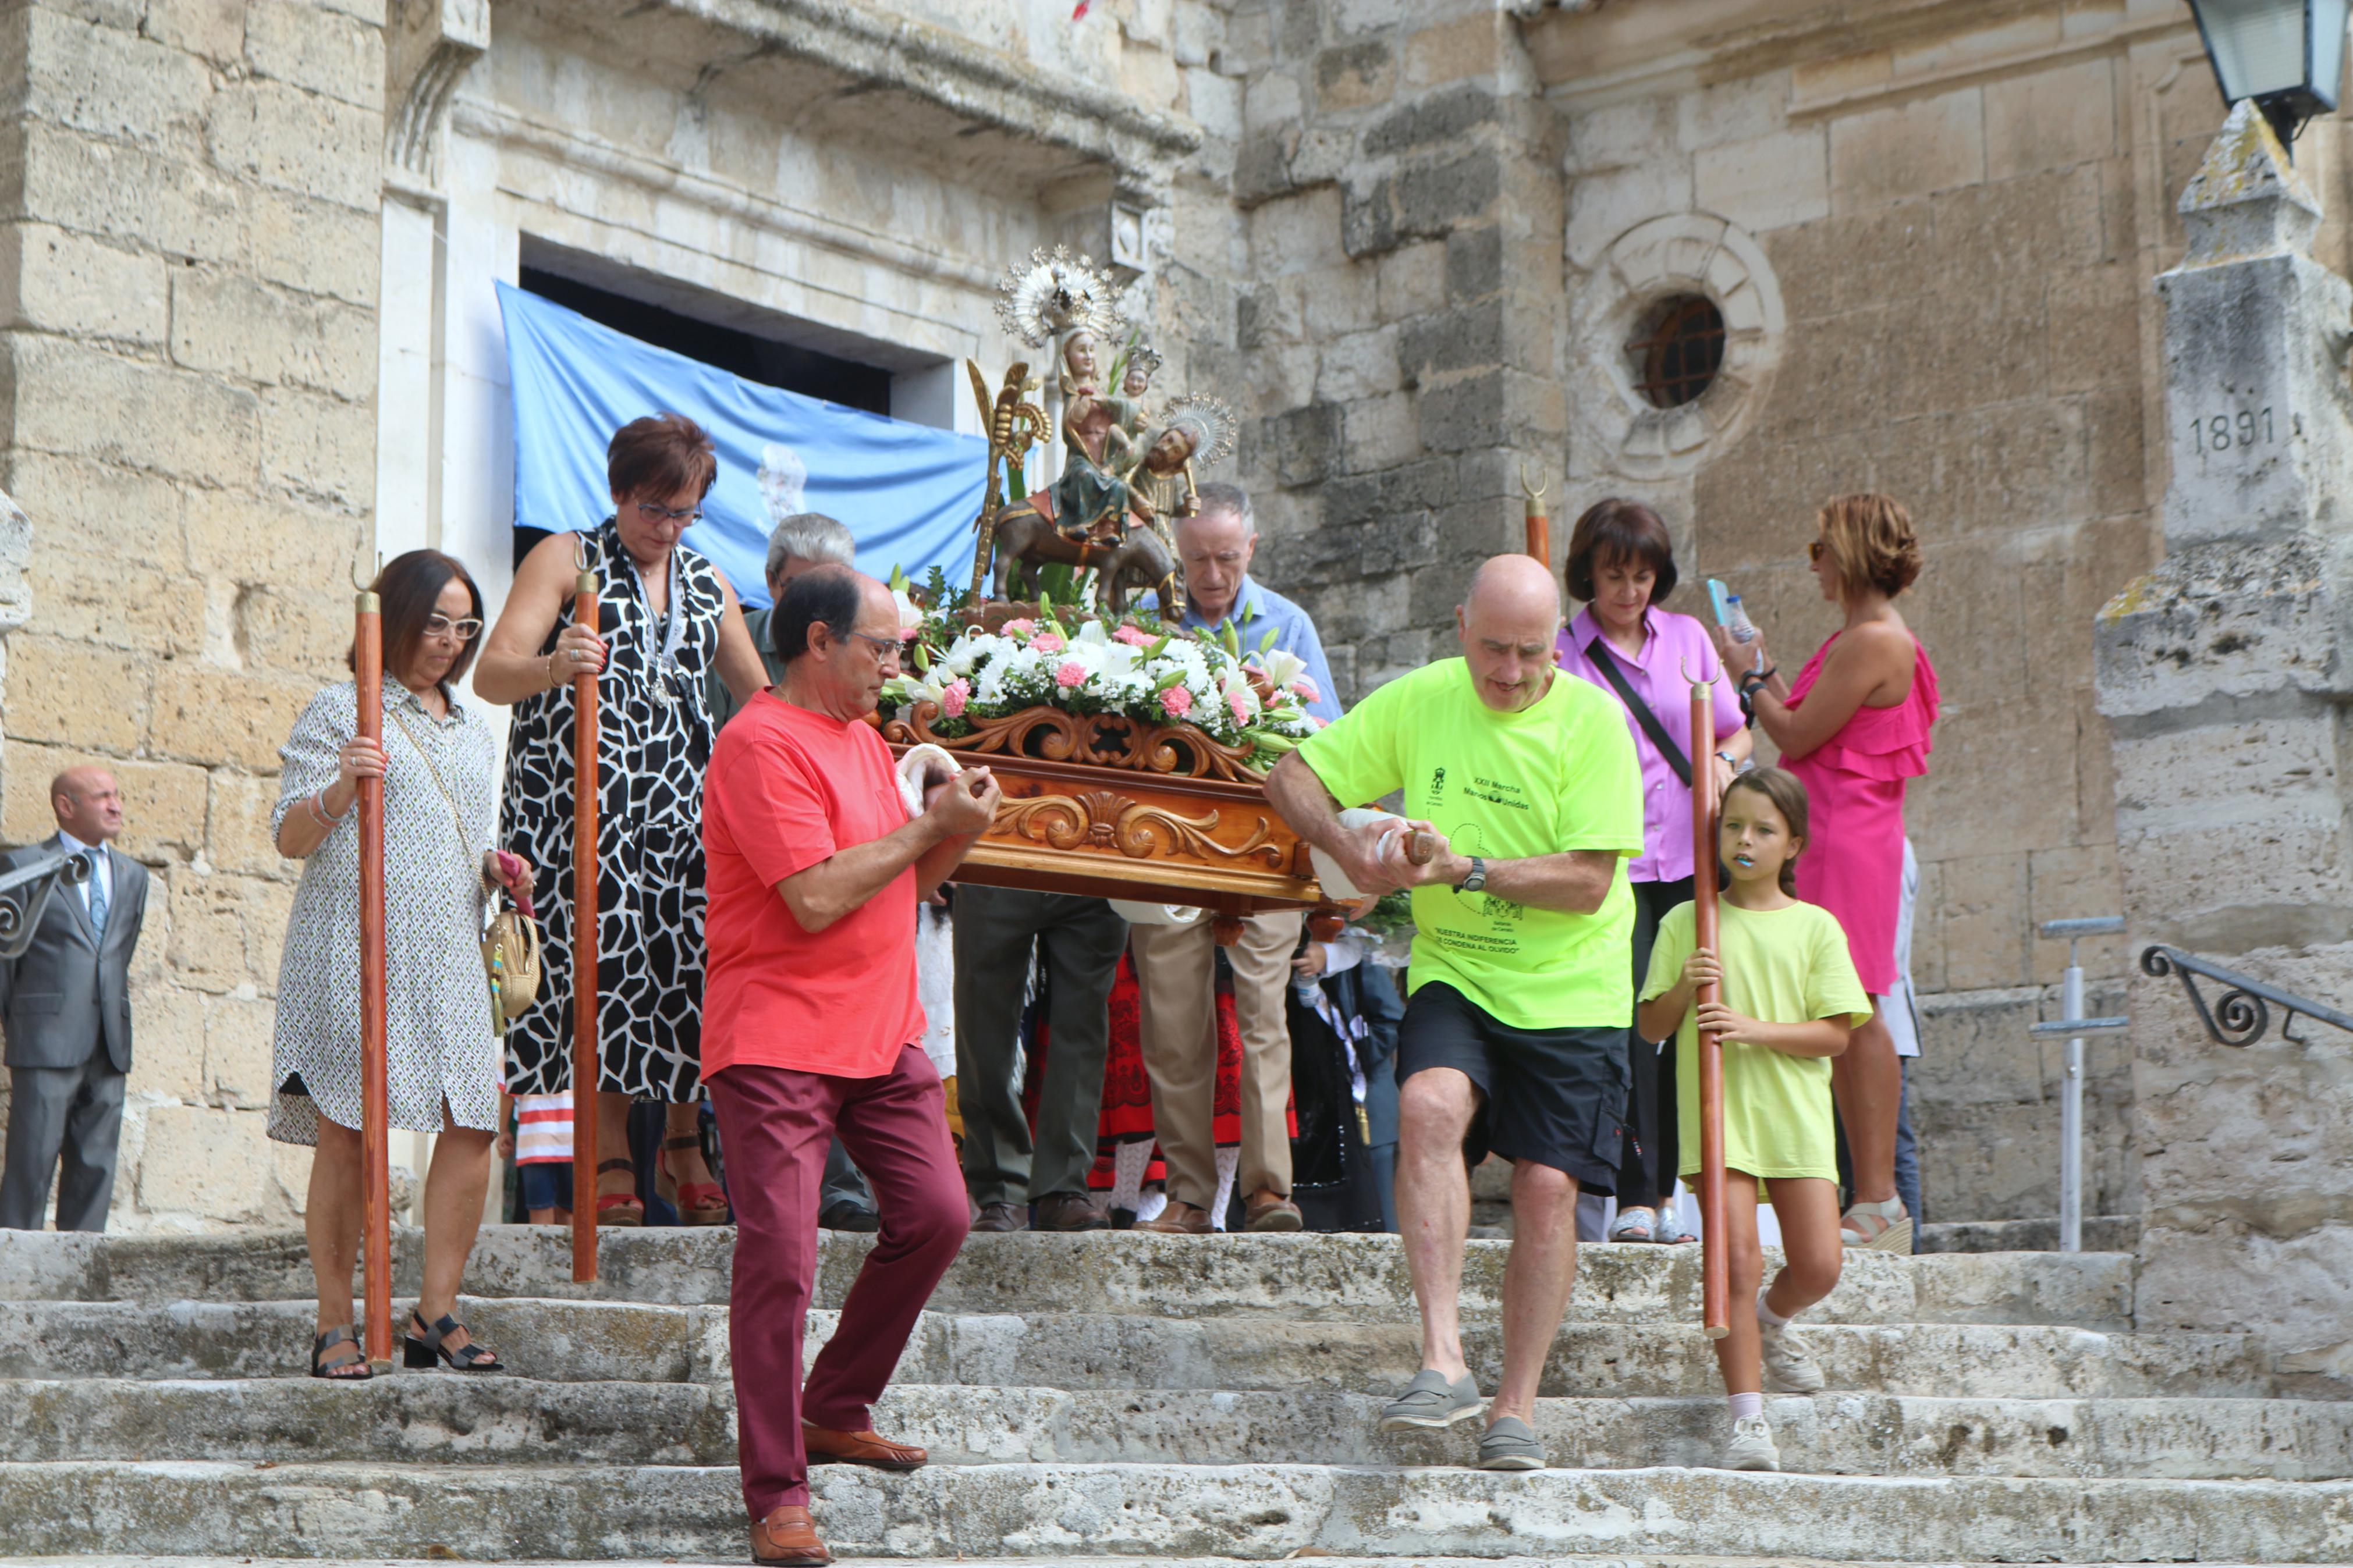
[308,790,351,828]
[1738,666,1777,694]
[546,650,559,688]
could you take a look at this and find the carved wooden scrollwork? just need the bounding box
[879,702,1267,783]
[997,789,1283,869]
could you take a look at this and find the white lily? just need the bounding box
[889,588,929,649]
[1251,647,1307,689]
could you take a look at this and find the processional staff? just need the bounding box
[571,536,602,1284]
[1521,463,1549,565]
[352,560,393,1369]
[1691,670,1730,1341]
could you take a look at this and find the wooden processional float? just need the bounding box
[352,563,393,1370]
[571,538,602,1284]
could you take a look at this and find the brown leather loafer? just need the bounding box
[1138,1200,1212,1235]
[1034,1190,1109,1231]
[1244,1193,1304,1232]
[971,1201,1025,1232]
[803,1421,928,1471]
[751,1504,831,1566]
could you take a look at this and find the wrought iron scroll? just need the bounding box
[2139,944,2353,1048]
[0,848,90,961]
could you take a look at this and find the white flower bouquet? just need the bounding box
[879,592,1324,773]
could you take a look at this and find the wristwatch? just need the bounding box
[1455,855,1487,894]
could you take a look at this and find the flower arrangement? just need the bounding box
[879,589,1325,769]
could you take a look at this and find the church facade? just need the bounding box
[0,0,2293,1232]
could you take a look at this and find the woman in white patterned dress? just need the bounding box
[270,550,536,1381]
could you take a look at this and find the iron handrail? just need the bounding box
[0,848,91,961]
[2139,943,2353,1048]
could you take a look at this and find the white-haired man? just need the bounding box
[1131,482,1339,1233]
[710,511,860,733]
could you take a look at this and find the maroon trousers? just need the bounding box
[708,1047,969,1517]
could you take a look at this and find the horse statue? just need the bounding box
[988,506,1184,619]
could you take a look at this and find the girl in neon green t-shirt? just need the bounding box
[1637,768,1871,1475]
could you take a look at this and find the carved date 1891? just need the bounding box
[2188,406,2276,462]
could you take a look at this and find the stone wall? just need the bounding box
[0,0,385,1228]
[1219,0,1563,700]
[2096,105,2353,1391]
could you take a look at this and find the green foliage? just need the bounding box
[1356,890,1416,937]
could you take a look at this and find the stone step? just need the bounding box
[1,1460,2344,1562]
[1921,1215,2145,1254]
[0,1559,2313,1568]
[0,1300,2272,1399]
[0,1228,2138,1330]
[3,1375,2340,1481]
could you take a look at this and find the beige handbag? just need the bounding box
[391,707,544,1032]
[481,890,542,1032]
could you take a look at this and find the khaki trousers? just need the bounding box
[1130,909,1304,1211]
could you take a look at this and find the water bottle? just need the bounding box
[1723,593,1758,644]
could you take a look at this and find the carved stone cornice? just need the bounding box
[386,0,490,191]
[1525,0,2192,106]
[512,0,1201,202]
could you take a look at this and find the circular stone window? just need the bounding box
[1568,214,1786,481]
[1628,294,1725,409]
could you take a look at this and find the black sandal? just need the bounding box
[310,1325,374,1381]
[403,1309,505,1372]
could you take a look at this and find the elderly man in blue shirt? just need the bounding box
[1134,482,1339,1233]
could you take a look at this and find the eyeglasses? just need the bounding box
[1807,539,1826,563]
[846,630,904,662]
[424,614,484,641]
[635,500,701,527]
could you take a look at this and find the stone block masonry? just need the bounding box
[1227,1,1563,699]
[2096,105,2353,1394]
[0,0,385,1231]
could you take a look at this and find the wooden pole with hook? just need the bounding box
[352,555,392,1368]
[570,535,602,1284]
[1690,670,1730,1340]
[1520,462,1550,566]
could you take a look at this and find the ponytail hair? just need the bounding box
[1723,766,1809,897]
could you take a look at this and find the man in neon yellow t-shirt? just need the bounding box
[1266,553,1641,1473]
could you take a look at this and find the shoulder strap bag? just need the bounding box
[389,706,543,1033]
[1586,637,1691,788]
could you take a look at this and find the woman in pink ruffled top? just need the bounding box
[1717,494,1937,1253]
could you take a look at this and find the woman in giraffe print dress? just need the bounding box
[476,414,771,1226]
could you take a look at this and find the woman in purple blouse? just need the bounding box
[1554,499,1750,1243]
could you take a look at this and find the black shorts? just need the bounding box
[1396,982,1629,1191]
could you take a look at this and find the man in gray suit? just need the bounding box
[0,767,147,1231]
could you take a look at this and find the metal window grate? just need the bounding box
[1626,294,1726,409]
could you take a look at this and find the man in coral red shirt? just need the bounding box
[702,565,999,1567]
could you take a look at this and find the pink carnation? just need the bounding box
[1112,625,1154,646]
[1030,631,1066,653]
[941,678,970,718]
[1055,660,1088,689]
[1290,677,1321,703]
[1000,618,1036,635]
[1158,685,1194,719]
[1227,690,1254,723]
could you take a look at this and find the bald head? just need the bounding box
[1466,554,1562,623]
[1456,554,1565,713]
[51,766,123,844]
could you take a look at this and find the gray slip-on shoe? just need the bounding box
[1475,1415,1548,1471]
[1376,1368,1484,1431]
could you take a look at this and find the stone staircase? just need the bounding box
[0,1227,2344,1566]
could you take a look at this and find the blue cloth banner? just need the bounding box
[497,282,984,607]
